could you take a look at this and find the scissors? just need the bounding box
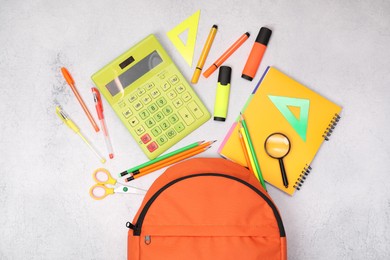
[89,168,147,200]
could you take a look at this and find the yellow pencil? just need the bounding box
[240,127,259,181]
[238,128,254,174]
[191,25,218,84]
[240,114,266,190]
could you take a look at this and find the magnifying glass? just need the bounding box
[264,133,291,188]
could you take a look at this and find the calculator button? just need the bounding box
[151,89,161,98]
[187,101,204,119]
[133,101,143,111]
[178,107,195,125]
[122,109,133,118]
[147,103,158,114]
[166,128,177,139]
[162,105,173,116]
[182,92,192,102]
[156,134,168,146]
[141,133,152,144]
[139,109,150,120]
[129,94,137,103]
[144,82,155,90]
[147,142,158,152]
[169,75,179,85]
[135,125,145,136]
[129,117,139,127]
[161,81,171,91]
[145,118,156,128]
[160,120,170,130]
[175,84,186,93]
[151,126,162,137]
[156,97,167,107]
[167,90,177,100]
[137,88,146,97]
[174,122,185,133]
[168,114,179,124]
[173,98,183,108]
[154,111,165,122]
[142,94,152,104]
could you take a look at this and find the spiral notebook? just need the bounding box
[218,67,342,195]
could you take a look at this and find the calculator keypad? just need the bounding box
[118,71,209,159]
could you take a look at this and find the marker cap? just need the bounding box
[218,66,232,85]
[255,27,272,46]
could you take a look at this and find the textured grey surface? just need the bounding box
[1,0,389,259]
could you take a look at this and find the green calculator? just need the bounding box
[92,34,210,159]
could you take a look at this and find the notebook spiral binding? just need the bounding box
[322,113,341,141]
[293,164,312,191]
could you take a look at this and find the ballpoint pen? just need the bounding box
[56,105,106,163]
[92,87,114,159]
[61,67,100,132]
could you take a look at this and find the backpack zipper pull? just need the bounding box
[144,235,151,245]
[126,222,136,230]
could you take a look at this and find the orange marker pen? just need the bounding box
[203,32,250,78]
[242,27,272,81]
[61,67,100,132]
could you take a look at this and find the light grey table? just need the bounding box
[1,0,389,259]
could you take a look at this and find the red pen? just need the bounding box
[92,87,114,159]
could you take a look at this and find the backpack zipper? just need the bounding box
[130,173,286,237]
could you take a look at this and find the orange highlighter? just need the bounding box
[61,67,100,132]
[92,87,114,159]
[203,32,250,78]
[242,27,272,81]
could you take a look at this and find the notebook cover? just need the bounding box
[218,66,342,195]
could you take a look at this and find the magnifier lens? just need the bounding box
[265,133,290,159]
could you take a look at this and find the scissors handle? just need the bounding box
[93,168,116,185]
[89,184,114,200]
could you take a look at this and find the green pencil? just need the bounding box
[240,113,266,190]
[118,141,204,177]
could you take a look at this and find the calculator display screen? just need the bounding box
[106,50,163,96]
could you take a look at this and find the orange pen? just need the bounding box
[61,67,100,132]
[203,32,250,78]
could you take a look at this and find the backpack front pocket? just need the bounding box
[133,225,283,260]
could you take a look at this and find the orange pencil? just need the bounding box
[61,67,100,132]
[133,140,216,175]
[125,145,211,182]
[203,32,250,78]
[238,129,254,174]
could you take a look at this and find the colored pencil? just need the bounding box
[125,145,212,182]
[133,140,216,176]
[118,141,204,177]
[238,127,254,174]
[239,113,266,190]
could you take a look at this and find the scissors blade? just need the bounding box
[114,185,146,195]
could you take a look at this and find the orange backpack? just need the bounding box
[127,158,287,260]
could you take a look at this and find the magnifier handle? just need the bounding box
[278,159,289,188]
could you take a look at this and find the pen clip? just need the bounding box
[55,105,80,133]
[92,87,104,119]
[56,105,69,122]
